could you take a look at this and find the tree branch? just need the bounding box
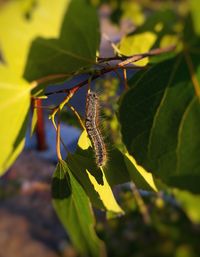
[44,45,175,97]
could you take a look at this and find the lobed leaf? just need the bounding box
[0,67,31,175]
[23,0,100,83]
[0,0,69,77]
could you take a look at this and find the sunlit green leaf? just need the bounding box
[0,0,69,77]
[124,153,158,192]
[77,131,130,186]
[24,0,100,82]
[52,160,106,257]
[118,32,157,66]
[67,131,124,215]
[30,107,37,136]
[121,1,145,26]
[190,0,200,36]
[0,67,31,175]
[119,48,200,193]
[173,189,200,223]
[130,9,179,48]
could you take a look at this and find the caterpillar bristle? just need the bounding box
[85,91,107,167]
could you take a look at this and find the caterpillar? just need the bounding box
[85,91,107,167]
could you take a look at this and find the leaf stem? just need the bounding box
[183,48,200,99]
[56,112,62,161]
[123,68,128,90]
[67,103,85,130]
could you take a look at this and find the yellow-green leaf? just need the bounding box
[30,107,37,136]
[118,32,157,66]
[173,189,200,223]
[0,67,31,175]
[124,152,158,192]
[0,0,69,77]
[67,131,124,215]
[52,160,106,257]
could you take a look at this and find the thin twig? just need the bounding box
[56,112,62,161]
[183,48,200,99]
[130,182,151,224]
[66,103,85,129]
[102,33,121,55]
[98,45,176,64]
[118,45,176,67]
[112,69,124,85]
[45,45,175,97]
[123,68,128,90]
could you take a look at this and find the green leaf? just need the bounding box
[124,153,158,192]
[77,131,130,186]
[111,1,145,26]
[190,0,200,36]
[130,9,179,47]
[52,160,106,257]
[173,189,200,223]
[0,67,31,175]
[66,131,124,214]
[119,49,200,193]
[0,0,69,77]
[121,1,145,26]
[118,9,181,65]
[30,107,37,136]
[118,32,157,66]
[24,0,100,82]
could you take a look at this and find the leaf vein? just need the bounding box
[147,56,182,159]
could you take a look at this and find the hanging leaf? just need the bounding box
[67,131,124,215]
[52,160,106,257]
[119,44,200,193]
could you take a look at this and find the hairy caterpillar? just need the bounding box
[85,91,107,167]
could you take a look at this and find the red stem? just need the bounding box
[35,99,47,151]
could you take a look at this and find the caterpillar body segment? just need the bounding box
[85,91,107,167]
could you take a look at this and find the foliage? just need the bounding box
[0,0,200,256]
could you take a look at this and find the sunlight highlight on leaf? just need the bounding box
[77,129,91,150]
[118,32,157,66]
[124,153,158,192]
[0,67,31,175]
[0,0,69,77]
[86,168,124,214]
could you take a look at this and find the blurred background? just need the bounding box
[0,1,200,257]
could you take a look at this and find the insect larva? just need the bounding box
[85,91,107,167]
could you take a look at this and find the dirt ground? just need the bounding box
[0,151,77,257]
